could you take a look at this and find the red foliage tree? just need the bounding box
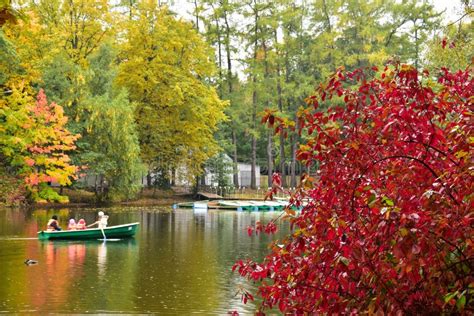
[233,64,473,314]
[1,87,79,202]
[23,89,79,189]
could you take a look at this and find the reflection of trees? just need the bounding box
[134,210,220,312]
[135,209,288,313]
[0,208,28,235]
[0,212,26,309]
[217,211,289,312]
[35,239,139,312]
[0,208,33,310]
[79,239,139,312]
[0,206,287,313]
[0,208,140,313]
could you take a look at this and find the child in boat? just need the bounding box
[76,219,86,230]
[47,215,62,231]
[68,219,77,230]
[87,211,109,229]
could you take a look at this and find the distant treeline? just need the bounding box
[0,0,472,204]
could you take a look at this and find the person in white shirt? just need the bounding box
[87,211,109,229]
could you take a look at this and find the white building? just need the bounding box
[235,162,260,187]
[76,154,261,188]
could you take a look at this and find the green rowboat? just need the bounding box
[38,222,140,240]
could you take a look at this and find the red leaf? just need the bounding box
[441,37,448,49]
[247,226,253,236]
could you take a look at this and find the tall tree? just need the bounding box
[200,0,243,188]
[242,0,275,189]
[78,43,143,201]
[116,3,227,187]
[387,0,442,69]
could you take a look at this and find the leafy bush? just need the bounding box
[33,184,69,204]
[236,64,473,314]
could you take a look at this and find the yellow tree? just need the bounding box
[116,3,227,186]
[4,0,114,113]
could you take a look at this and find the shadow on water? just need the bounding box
[0,206,288,314]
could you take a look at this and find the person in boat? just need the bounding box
[68,219,77,230]
[87,211,109,229]
[47,215,62,231]
[76,218,87,230]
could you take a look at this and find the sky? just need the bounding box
[432,0,470,21]
[169,0,470,25]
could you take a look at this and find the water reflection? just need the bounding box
[0,207,287,314]
[97,242,107,277]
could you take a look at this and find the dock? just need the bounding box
[173,199,302,212]
[196,191,222,200]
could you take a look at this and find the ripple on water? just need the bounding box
[0,207,288,314]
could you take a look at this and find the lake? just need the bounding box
[0,206,288,314]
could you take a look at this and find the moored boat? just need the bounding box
[38,222,140,240]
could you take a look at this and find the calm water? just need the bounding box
[0,206,288,314]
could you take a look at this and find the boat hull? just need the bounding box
[37,222,140,240]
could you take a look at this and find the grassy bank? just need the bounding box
[29,187,194,209]
[1,185,284,209]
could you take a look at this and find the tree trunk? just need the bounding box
[193,0,200,31]
[267,130,273,188]
[146,171,152,187]
[128,0,133,19]
[171,167,176,186]
[232,128,239,187]
[290,131,297,188]
[414,24,419,70]
[250,3,259,190]
[212,5,223,97]
[224,3,237,187]
[290,118,298,188]
[251,117,257,189]
[224,7,232,95]
[321,0,336,75]
[193,175,199,197]
[251,80,257,189]
[274,30,286,188]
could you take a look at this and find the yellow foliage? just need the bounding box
[116,5,227,180]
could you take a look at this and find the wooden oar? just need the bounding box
[100,226,107,241]
[98,226,121,241]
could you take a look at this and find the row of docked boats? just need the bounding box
[174,199,301,211]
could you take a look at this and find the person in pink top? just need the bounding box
[67,218,77,230]
[76,219,87,230]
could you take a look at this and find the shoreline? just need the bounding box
[1,188,195,210]
[1,187,273,209]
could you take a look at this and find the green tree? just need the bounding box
[116,3,227,187]
[197,0,244,188]
[0,29,21,86]
[387,0,442,69]
[76,44,143,201]
[240,0,275,189]
[80,91,142,202]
